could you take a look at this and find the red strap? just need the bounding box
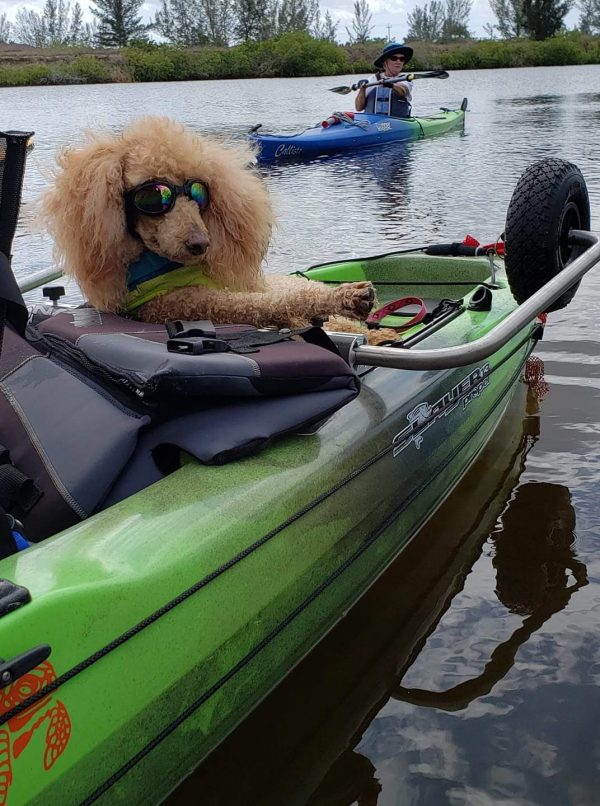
[366,296,427,330]
[463,233,505,256]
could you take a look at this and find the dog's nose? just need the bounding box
[186,232,210,255]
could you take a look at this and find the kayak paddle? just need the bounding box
[329,70,450,95]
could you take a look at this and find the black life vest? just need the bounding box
[364,74,412,118]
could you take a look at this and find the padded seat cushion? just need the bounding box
[35,309,360,403]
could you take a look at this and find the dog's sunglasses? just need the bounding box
[125,178,209,216]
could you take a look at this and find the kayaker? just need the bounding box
[355,42,414,119]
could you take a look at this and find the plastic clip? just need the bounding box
[167,337,230,355]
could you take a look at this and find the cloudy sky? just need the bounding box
[1,0,580,40]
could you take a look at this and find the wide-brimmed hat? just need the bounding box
[373,42,414,69]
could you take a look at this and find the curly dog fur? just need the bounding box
[40,116,395,343]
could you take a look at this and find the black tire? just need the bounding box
[504,158,590,312]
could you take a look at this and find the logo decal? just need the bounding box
[392,364,491,456]
[274,144,303,158]
[0,662,72,805]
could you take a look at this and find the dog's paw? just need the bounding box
[367,327,399,345]
[335,281,375,320]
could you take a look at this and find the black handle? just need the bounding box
[0,644,51,686]
[0,130,35,261]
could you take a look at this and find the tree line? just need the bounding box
[0,0,598,49]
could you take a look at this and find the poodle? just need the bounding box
[40,116,395,344]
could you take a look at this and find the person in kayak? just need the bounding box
[355,42,414,119]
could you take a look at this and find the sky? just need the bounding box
[0,0,580,41]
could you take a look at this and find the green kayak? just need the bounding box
[0,135,598,806]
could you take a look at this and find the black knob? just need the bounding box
[42,286,66,303]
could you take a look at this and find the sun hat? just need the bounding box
[373,42,414,69]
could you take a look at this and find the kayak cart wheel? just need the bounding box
[504,157,590,312]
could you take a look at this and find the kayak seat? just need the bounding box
[1,271,360,542]
[12,306,362,529]
[33,308,359,405]
[0,321,150,541]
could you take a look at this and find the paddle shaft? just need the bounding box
[329,71,449,95]
[359,71,448,90]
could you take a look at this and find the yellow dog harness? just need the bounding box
[124,252,221,313]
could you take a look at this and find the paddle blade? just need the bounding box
[410,70,449,80]
[328,85,353,95]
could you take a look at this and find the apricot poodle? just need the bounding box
[40,116,393,343]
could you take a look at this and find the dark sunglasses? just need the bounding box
[388,55,406,62]
[125,178,209,216]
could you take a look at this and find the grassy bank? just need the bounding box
[0,31,598,87]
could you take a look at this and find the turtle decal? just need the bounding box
[0,661,71,805]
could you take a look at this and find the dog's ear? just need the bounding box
[202,144,274,291]
[40,135,139,312]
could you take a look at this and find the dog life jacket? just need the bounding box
[125,251,221,312]
[364,78,412,118]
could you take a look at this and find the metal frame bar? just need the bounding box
[18,267,64,293]
[351,231,600,370]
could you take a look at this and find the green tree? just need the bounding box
[488,0,527,37]
[522,0,572,38]
[313,8,338,39]
[345,0,374,43]
[12,0,91,45]
[201,0,234,44]
[154,0,209,44]
[577,0,600,31]
[13,9,46,46]
[44,0,72,43]
[0,13,11,42]
[234,0,278,41]
[67,2,84,43]
[441,0,472,37]
[278,0,318,33]
[81,19,99,45]
[407,0,445,39]
[90,0,149,46]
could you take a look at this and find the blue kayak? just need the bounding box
[248,100,467,162]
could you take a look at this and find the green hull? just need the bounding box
[0,251,539,805]
[178,379,535,803]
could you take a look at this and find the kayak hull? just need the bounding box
[1,252,537,805]
[248,109,465,162]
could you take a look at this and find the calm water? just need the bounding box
[4,64,600,805]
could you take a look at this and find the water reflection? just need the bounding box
[394,481,586,712]
[496,95,559,106]
[262,139,413,191]
[167,378,588,806]
[307,752,381,806]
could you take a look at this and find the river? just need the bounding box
[3,63,600,805]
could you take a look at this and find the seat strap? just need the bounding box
[0,444,43,517]
[165,321,336,356]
